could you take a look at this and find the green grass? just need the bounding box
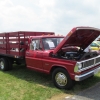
[0,65,100,100]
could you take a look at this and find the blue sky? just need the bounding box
[0,0,100,35]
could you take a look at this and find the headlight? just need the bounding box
[78,63,82,69]
[74,62,82,72]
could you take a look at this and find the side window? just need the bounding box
[30,39,42,50]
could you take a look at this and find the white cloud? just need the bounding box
[0,0,100,35]
[38,0,55,7]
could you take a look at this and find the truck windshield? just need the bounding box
[42,37,64,50]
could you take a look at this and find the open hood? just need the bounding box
[53,27,100,54]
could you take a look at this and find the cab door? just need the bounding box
[26,38,44,71]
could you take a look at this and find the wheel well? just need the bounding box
[50,66,67,74]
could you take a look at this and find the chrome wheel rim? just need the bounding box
[0,61,4,69]
[55,72,67,86]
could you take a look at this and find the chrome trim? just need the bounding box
[55,72,67,86]
[75,67,100,81]
[77,55,100,72]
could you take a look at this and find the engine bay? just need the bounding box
[57,48,98,61]
[61,51,82,60]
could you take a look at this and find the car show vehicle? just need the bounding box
[90,41,100,50]
[0,27,100,89]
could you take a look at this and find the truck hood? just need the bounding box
[53,27,100,54]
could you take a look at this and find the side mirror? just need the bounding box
[49,51,53,57]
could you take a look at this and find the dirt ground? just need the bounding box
[47,93,73,100]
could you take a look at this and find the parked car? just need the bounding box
[90,41,100,50]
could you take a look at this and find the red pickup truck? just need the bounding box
[0,27,100,89]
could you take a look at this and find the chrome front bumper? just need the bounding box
[75,67,100,81]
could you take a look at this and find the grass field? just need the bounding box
[0,64,100,100]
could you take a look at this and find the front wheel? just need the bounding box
[52,68,74,89]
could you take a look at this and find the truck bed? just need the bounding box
[0,31,54,58]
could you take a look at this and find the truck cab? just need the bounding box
[25,36,64,72]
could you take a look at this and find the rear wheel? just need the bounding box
[0,58,9,71]
[52,68,74,89]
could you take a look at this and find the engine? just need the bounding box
[60,51,81,60]
[59,51,98,61]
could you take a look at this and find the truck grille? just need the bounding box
[95,57,100,64]
[82,56,100,68]
[83,59,94,68]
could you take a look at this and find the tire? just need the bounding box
[52,68,74,89]
[0,58,9,71]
